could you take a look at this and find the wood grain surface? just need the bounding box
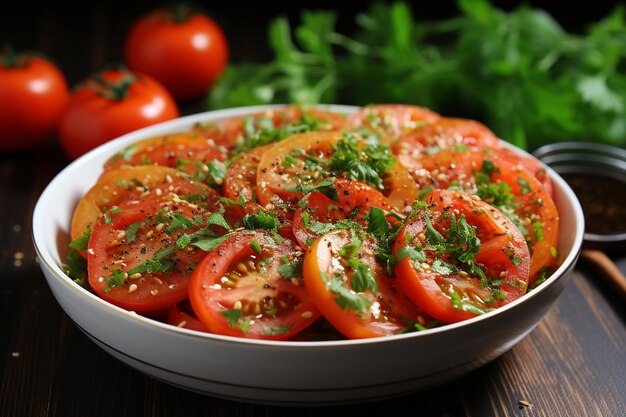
[1,2,625,416]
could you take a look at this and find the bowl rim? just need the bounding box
[32,104,585,348]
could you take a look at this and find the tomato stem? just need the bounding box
[170,4,192,23]
[90,72,137,100]
[1,45,27,68]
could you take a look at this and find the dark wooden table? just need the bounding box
[2,2,625,416]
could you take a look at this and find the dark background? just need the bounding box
[2,2,626,417]
[2,0,622,89]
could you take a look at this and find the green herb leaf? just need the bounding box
[69,227,91,251]
[125,221,141,244]
[221,309,242,328]
[367,206,390,237]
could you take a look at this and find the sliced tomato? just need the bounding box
[346,104,441,143]
[407,149,558,285]
[393,189,530,323]
[382,162,420,213]
[222,144,272,203]
[188,231,319,340]
[395,117,501,173]
[292,179,395,248]
[192,105,347,151]
[71,166,218,244]
[304,229,429,338]
[102,132,227,179]
[255,131,412,211]
[493,147,553,196]
[167,300,210,332]
[87,193,221,312]
[256,131,341,207]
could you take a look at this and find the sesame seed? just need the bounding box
[156,223,165,232]
[13,252,24,260]
[146,230,154,238]
[87,248,95,255]
[291,278,300,286]
[129,284,138,293]
[166,175,173,183]
[300,311,313,319]
[421,262,431,270]
[12,224,21,233]
[459,271,469,278]
[116,230,126,239]
[129,273,142,279]
[154,278,163,285]
[150,289,159,296]
[234,300,242,310]
[177,321,187,328]
[11,352,20,358]
[155,188,163,196]
[98,277,104,282]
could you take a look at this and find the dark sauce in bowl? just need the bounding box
[561,172,626,235]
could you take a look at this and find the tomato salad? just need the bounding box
[64,104,560,341]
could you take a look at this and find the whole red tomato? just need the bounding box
[0,49,69,152]
[124,5,228,102]
[58,67,179,160]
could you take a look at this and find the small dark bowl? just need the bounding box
[533,142,626,252]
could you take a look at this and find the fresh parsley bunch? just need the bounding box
[208,0,626,150]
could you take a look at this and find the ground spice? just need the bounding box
[561,172,626,235]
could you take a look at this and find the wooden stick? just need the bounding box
[580,249,626,300]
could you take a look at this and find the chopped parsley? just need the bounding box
[329,133,395,189]
[125,221,141,244]
[69,227,91,251]
[242,210,279,232]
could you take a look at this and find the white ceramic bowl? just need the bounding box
[33,105,584,405]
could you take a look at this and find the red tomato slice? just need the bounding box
[192,105,347,151]
[88,192,221,312]
[292,179,395,248]
[71,166,219,244]
[304,229,430,338]
[103,132,227,175]
[256,131,341,207]
[393,189,530,323]
[222,144,272,203]
[255,130,414,212]
[188,231,320,340]
[167,301,210,332]
[347,104,441,143]
[407,149,558,285]
[395,117,501,173]
[493,147,553,196]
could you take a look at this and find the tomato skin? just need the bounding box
[292,179,396,248]
[58,68,179,160]
[87,195,212,312]
[189,231,319,340]
[405,149,558,284]
[393,189,530,324]
[103,132,227,173]
[304,230,428,338]
[71,166,218,244]
[167,302,210,332]
[0,53,69,152]
[124,7,228,102]
[347,104,440,142]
